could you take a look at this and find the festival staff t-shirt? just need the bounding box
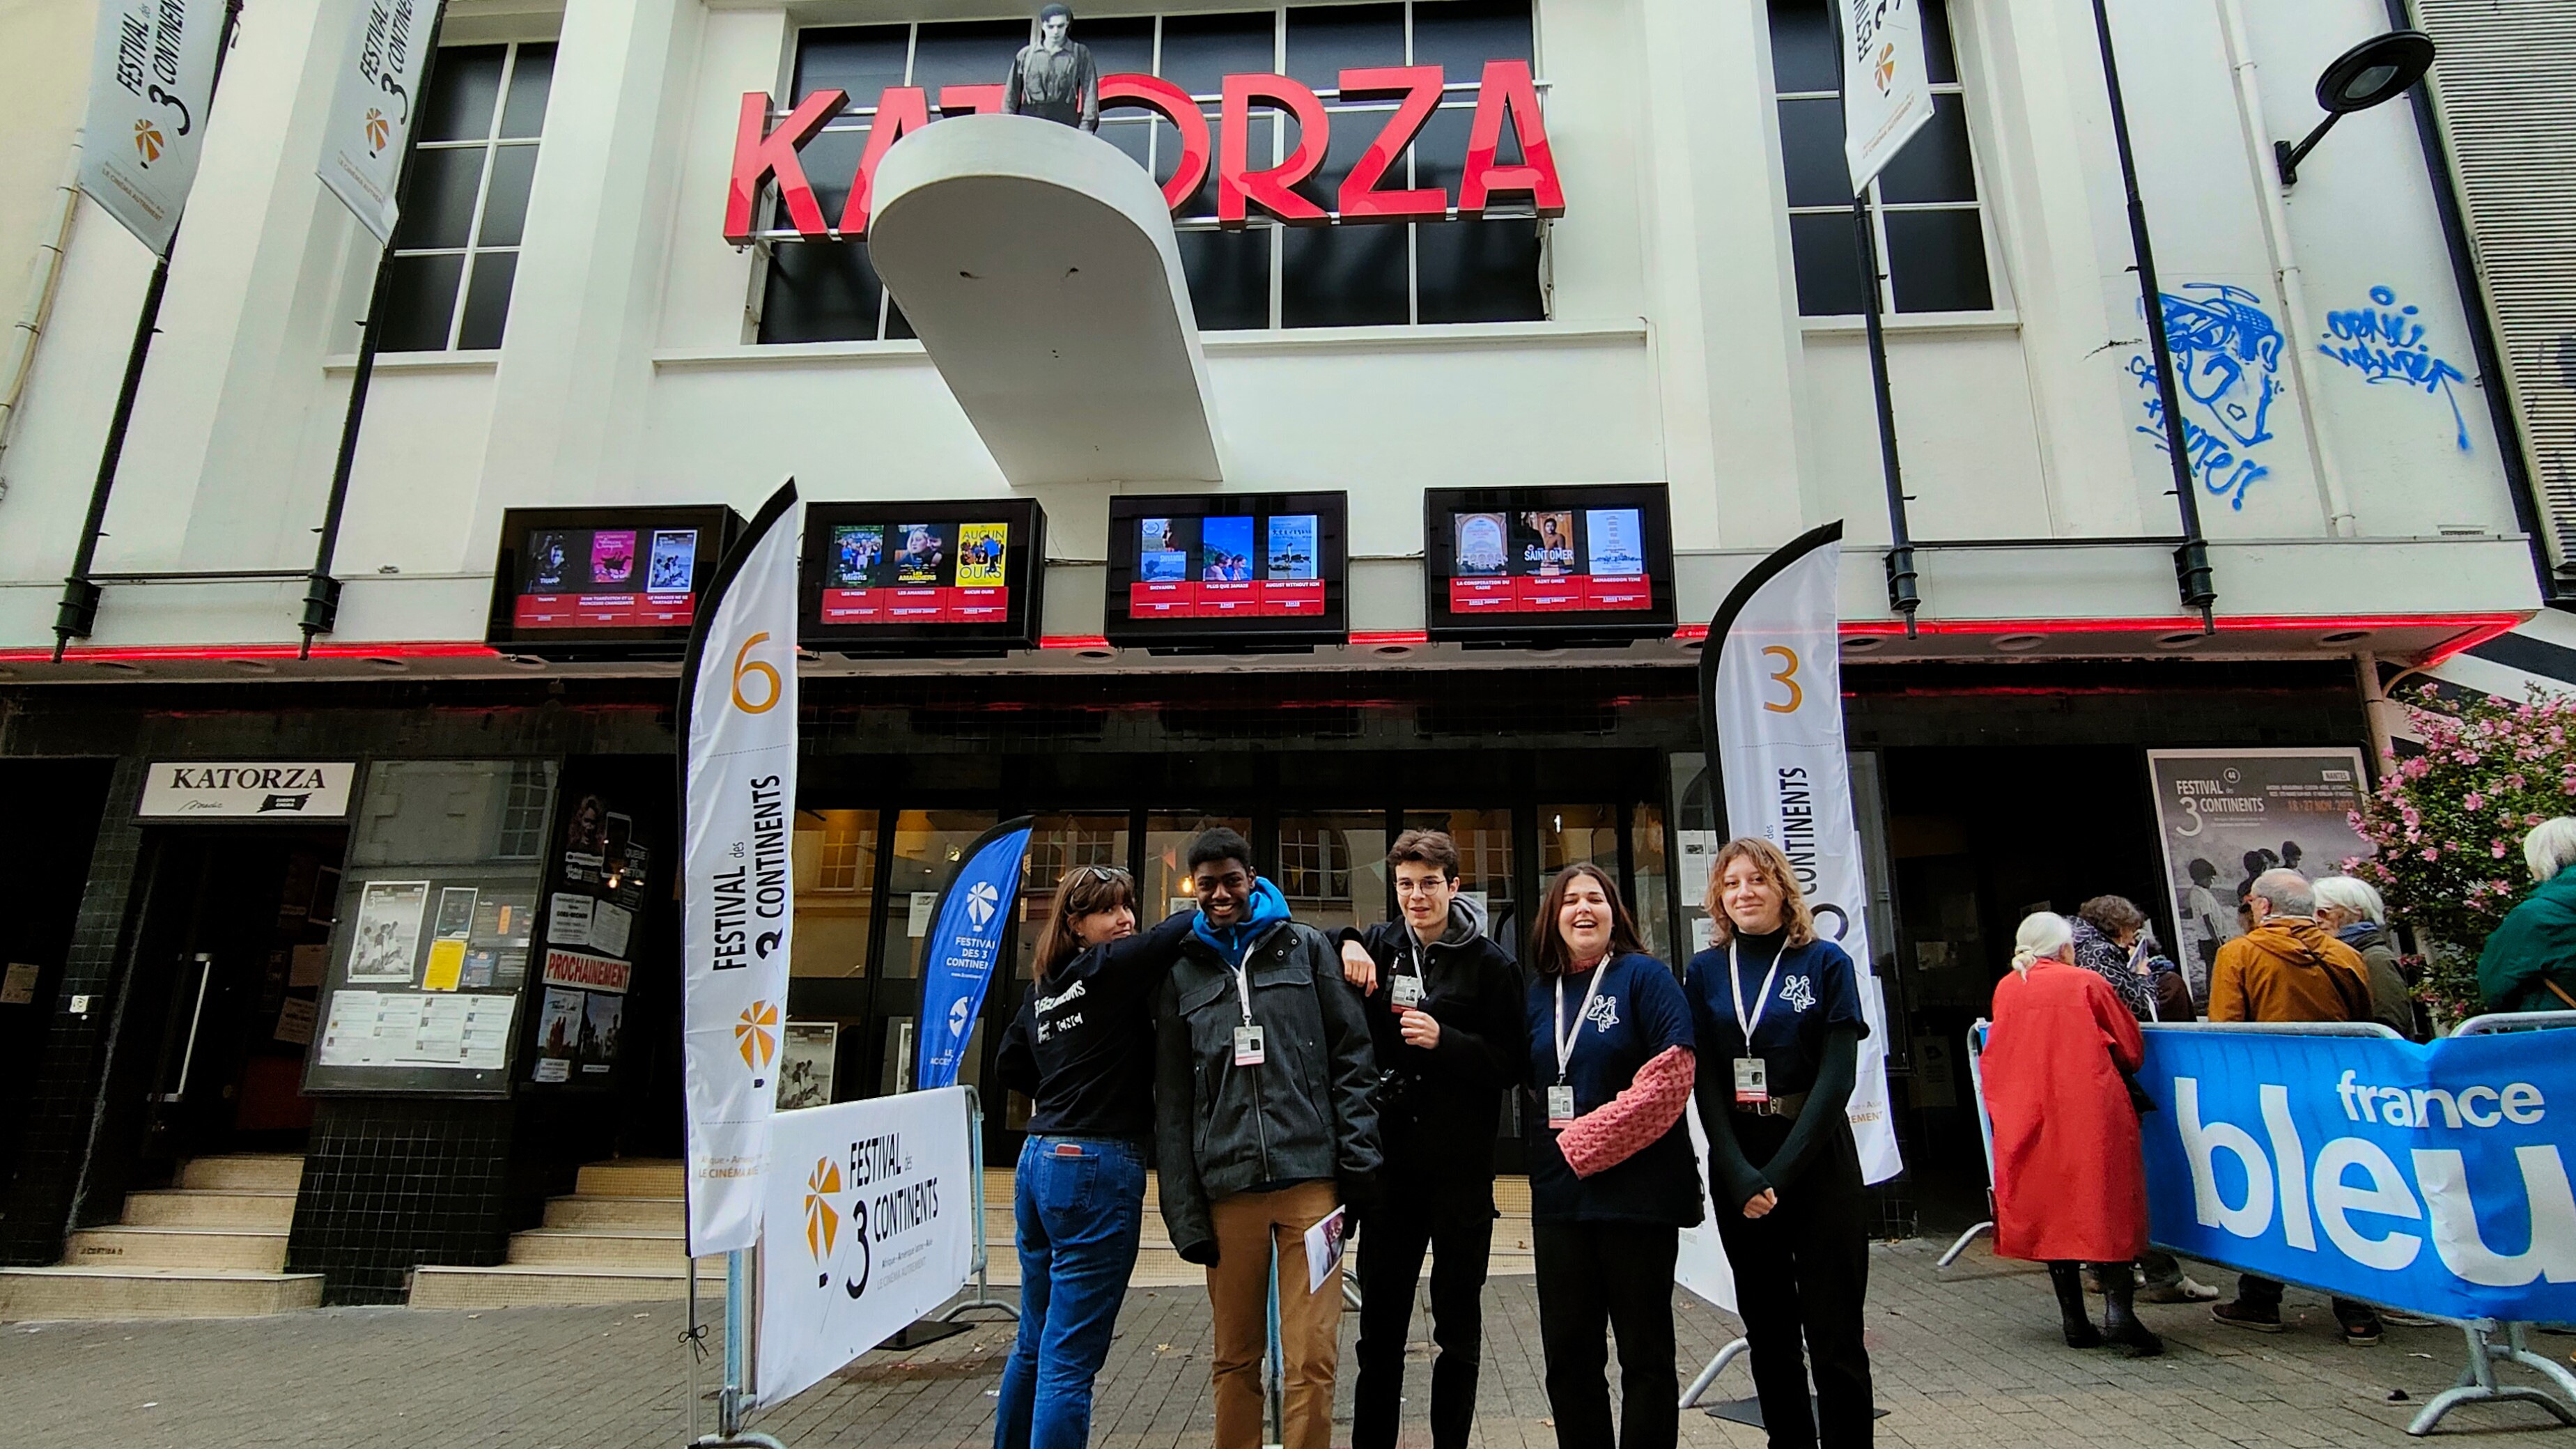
[1523,952,1701,1225]
[1684,932,1869,1097]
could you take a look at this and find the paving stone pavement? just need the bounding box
[5,1240,2572,1448]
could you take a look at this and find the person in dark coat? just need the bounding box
[2311,875,2421,1040]
[1333,830,1526,1449]
[2477,818,2576,1014]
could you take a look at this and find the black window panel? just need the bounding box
[1282,225,1408,327]
[421,46,505,142]
[1411,105,1515,202]
[1179,112,1271,218]
[477,146,538,247]
[1884,208,1991,312]
[796,126,869,226]
[1099,116,1154,176]
[381,254,465,351]
[1071,16,1155,77]
[1285,4,1404,93]
[1411,0,1533,75]
[885,299,915,340]
[458,252,518,349]
[795,25,909,104]
[1923,0,1960,85]
[911,20,1032,96]
[1788,211,1868,316]
[1160,12,1275,99]
[1414,218,1543,323]
[1180,229,1272,330]
[393,147,486,250]
[1767,0,1836,93]
[1875,93,1975,204]
[760,242,884,343]
[499,42,556,138]
[1777,98,1852,208]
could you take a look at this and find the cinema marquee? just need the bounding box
[723,59,1564,245]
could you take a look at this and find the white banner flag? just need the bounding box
[318,0,447,246]
[1703,522,1902,1186]
[681,481,802,1256]
[79,0,229,254]
[1839,0,1937,189]
[756,1090,977,1409]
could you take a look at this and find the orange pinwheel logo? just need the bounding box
[1873,42,1898,95]
[132,118,166,164]
[803,1158,843,1260]
[364,107,391,153]
[735,1000,779,1069]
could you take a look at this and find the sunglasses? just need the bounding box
[1076,865,1133,885]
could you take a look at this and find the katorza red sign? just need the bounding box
[724,60,1561,244]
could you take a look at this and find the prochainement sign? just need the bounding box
[137,762,357,819]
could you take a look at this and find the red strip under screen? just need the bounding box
[820,587,1011,624]
[1129,579,1326,619]
[1447,574,1650,615]
[515,592,697,628]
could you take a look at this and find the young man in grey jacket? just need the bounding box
[1154,827,1380,1449]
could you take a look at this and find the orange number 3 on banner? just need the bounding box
[732,632,783,713]
[1761,645,1802,714]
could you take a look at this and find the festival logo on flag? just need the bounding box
[318,1,448,246]
[79,0,229,253]
[802,1158,841,1264]
[737,1000,780,1070]
[914,819,1034,1092]
[1838,0,1935,189]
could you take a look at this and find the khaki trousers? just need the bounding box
[1204,1181,1344,1449]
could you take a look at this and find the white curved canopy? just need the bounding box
[868,114,1223,486]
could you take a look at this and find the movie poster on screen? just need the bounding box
[2145,748,2375,998]
[346,880,428,983]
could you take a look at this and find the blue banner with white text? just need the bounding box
[914,821,1032,1091]
[2140,1025,2576,1322]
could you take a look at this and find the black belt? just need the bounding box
[1732,1090,1808,1119]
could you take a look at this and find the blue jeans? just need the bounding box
[994,1135,1146,1449]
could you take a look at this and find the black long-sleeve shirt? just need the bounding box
[995,910,1193,1138]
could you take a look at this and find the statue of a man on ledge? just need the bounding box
[1006,4,1100,131]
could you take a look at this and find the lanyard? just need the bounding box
[1230,957,1254,1022]
[1553,958,1612,1083]
[1730,941,1783,1047]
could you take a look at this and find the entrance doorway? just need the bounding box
[107,827,348,1192]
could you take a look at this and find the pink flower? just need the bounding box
[2423,847,2440,861]
[2465,792,2485,811]
[2494,842,2511,859]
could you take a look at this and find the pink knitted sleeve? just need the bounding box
[1558,1046,1696,1179]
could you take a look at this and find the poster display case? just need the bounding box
[799,499,1047,653]
[1422,483,1675,642]
[485,505,743,658]
[1104,492,1348,649]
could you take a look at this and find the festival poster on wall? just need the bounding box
[581,993,624,1074]
[778,1022,838,1110]
[532,988,584,1083]
[346,881,428,983]
[2144,749,2375,1000]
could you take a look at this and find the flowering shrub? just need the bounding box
[2348,688,2576,1020]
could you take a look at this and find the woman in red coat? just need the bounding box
[1983,911,2162,1356]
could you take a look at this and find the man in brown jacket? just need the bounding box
[2208,869,2383,1345]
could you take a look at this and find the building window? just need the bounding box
[1768,0,1993,317]
[382,42,557,352]
[757,1,1545,343]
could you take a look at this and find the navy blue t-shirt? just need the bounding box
[1522,953,1702,1225]
[1684,931,1869,1097]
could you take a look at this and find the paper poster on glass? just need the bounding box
[1585,509,1646,576]
[956,523,1008,587]
[893,524,949,584]
[2143,747,2376,1003]
[1138,518,1188,582]
[778,1022,838,1110]
[533,987,584,1083]
[1266,516,1318,580]
[648,530,698,592]
[1200,516,1255,582]
[346,880,429,983]
[581,992,623,1074]
[1453,513,1507,576]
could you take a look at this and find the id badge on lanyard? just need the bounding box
[1550,963,1608,1130]
[1230,961,1264,1067]
[1732,942,1781,1106]
[1391,973,1425,1010]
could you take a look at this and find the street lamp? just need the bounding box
[2275,30,2437,185]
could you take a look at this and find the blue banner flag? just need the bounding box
[915,818,1034,1091]
[2139,1025,2576,1323]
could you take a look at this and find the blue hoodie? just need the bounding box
[1192,877,1291,969]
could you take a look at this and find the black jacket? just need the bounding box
[1340,901,1526,1191]
[1153,914,1381,1264]
[995,911,1195,1139]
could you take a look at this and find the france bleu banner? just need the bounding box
[2141,1025,2576,1323]
[914,817,1033,1090]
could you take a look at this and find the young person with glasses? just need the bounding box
[1153,827,1380,1449]
[1333,830,1527,1449]
[992,864,1194,1449]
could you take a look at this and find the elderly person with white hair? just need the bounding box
[2311,876,2419,1040]
[1979,913,2161,1356]
[2476,816,2576,1014]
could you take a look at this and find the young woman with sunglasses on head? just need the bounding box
[992,865,1195,1449]
[1523,863,1699,1449]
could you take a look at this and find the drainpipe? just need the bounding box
[2217,0,2357,538]
[0,139,84,491]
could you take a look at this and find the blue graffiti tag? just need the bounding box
[2129,284,2286,510]
[2319,285,2472,452]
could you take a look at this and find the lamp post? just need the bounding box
[2276,29,2437,185]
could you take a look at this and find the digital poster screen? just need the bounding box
[800,499,1046,652]
[1424,484,1675,642]
[487,506,740,655]
[1106,493,1347,648]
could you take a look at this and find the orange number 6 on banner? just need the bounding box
[1762,646,1802,713]
[732,633,783,714]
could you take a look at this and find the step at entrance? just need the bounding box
[0,1154,321,1322]
[410,1159,717,1309]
